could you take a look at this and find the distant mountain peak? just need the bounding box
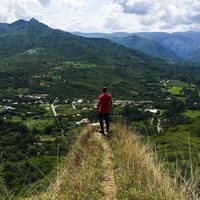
[29,18,39,23]
[11,19,28,27]
[10,18,39,27]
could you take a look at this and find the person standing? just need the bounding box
[97,87,112,135]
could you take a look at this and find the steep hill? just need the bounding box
[0,18,151,63]
[136,31,200,58]
[74,31,200,61]
[107,35,177,59]
[160,35,198,57]
[187,48,200,62]
[74,32,177,59]
[134,32,171,43]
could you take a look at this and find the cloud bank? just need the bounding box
[0,0,200,32]
[108,0,200,32]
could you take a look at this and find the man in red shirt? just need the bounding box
[97,87,112,135]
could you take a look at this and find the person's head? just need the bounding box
[102,87,107,93]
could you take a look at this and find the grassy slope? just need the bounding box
[0,53,157,99]
[183,110,200,119]
[110,123,188,200]
[26,126,104,200]
[150,117,200,168]
[20,124,192,200]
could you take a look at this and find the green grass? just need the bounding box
[56,105,82,116]
[170,86,183,95]
[24,118,55,130]
[160,109,166,115]
[40,104,53,118]
[171,80,188,87]
[150,118,200,170]
[63,61,97,69]
[177,96,186,100]
[183,110,200,119]
[133,120,146,128]
[169,80,188,96]
[13,156,59,198]
[11,116,22,123]
[40,135,56,142]
[26,126,104,199]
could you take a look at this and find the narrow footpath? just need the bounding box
[94,132,117,200]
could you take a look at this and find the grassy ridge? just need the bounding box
[110,123,192,200]
[7,123,198,199]
[28,126,104,200]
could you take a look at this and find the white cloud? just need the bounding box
[122,0,152,15]
[0,0,43,22]
[38,0,50,7]
[0,0,92,31]
[104,17,122,30]
[106,0,200,32]
[0,0,200,32]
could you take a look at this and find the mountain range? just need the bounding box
[0,18,169,99]
[1,18,199,63]
[0,18,157,64]
[105,35,177,60]
[74,31,200,62]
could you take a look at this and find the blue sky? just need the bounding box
[0,0,200,33]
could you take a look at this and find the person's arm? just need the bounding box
[97,97,101,112]
[97,101,100,112]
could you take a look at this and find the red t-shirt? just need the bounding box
[98,93,112,113]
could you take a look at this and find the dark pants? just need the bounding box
[99,113,109,133]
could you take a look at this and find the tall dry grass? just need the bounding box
[28,125,104,200]
[13,123,199,200]
[110,123,198,200]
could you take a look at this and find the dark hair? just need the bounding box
[103,87,107,93]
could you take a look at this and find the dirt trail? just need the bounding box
[94,133,117,200]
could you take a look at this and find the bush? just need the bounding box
[122,105,149,121]
[165,98,185,118]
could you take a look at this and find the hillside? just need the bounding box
[136,31,200,59]
[160,35,198,58]
[74,31,200,62]
[0,18,169,100]
[107,35,177,59]
[13,123,197,200]
[187,48,200,62]
[0,18,152,63]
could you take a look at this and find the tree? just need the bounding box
[165,98,185,118]
[122,105,148,121]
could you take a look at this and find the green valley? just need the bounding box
[0,18,200,199]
